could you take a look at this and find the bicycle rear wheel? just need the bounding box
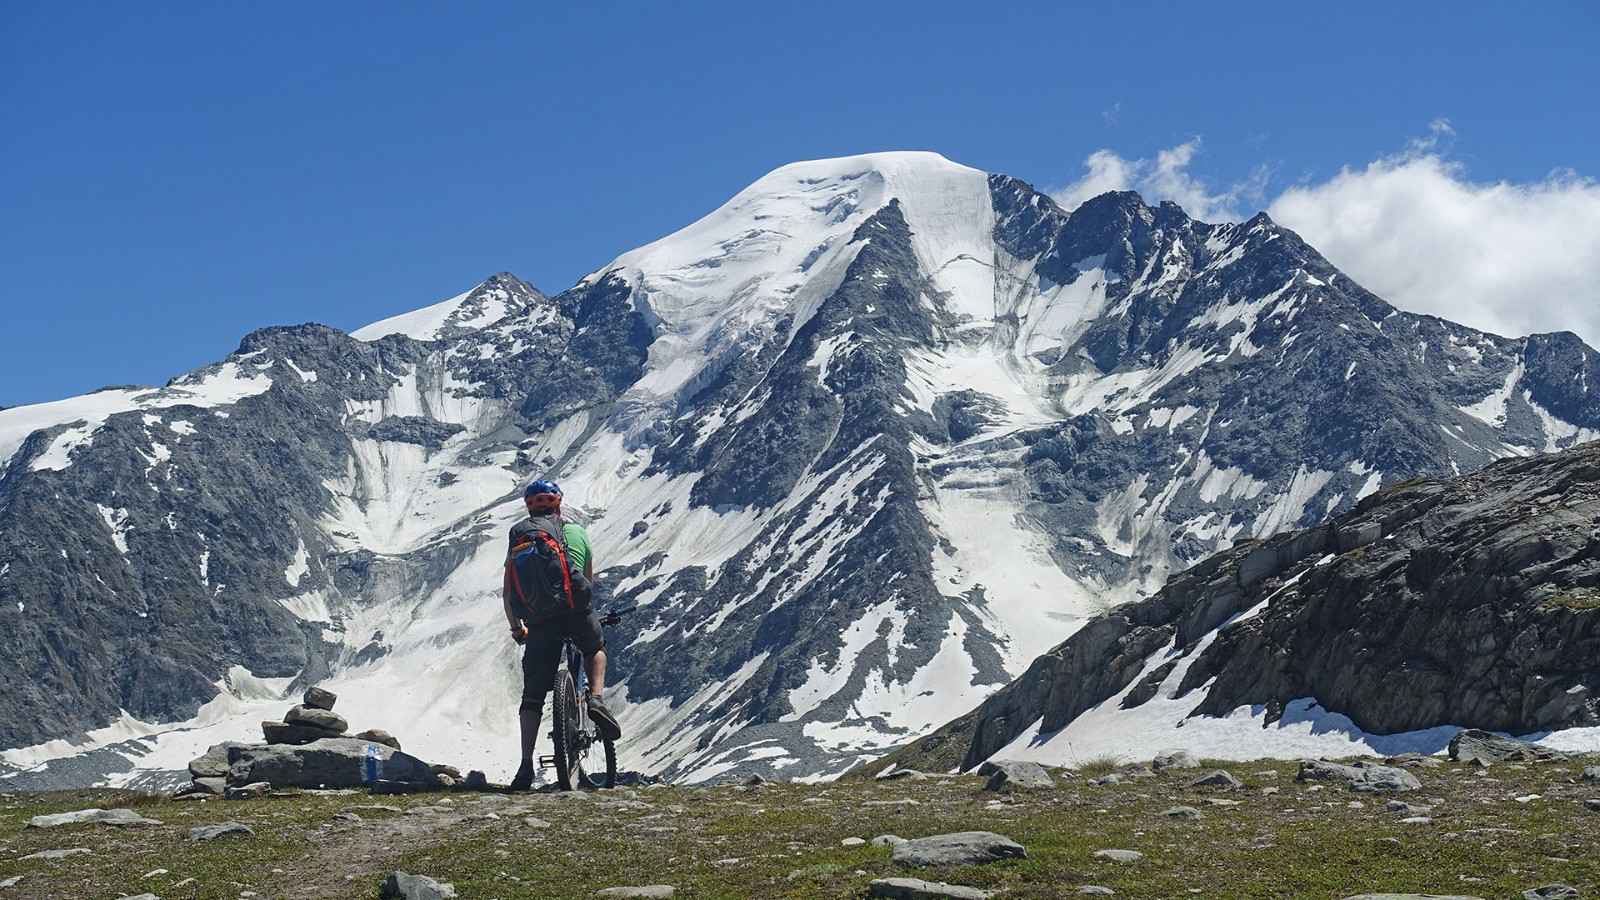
[580,739,616,789]
[551,670,583,791]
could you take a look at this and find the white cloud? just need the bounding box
[1268,150,1600,347]
[1052,138,1266,224]
[1051,128,1600,347]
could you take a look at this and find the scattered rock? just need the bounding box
[1584,798,1600,812]
[285,704,350,733]
[892,832,1026,866]
[595,888,675,899]
[869,877,996,899]
[1385,753,1443,769]
[1581,766,1600,781]
[0,876,21,888]
[878,769,931,781]
[19,847,92,860]
[303,686,338,710]
[332,812,362,822]
[1447,730,1565,767]
[1523,887,1580,900]
[187,822,255,841]
[873,834,908,846]
[1118,764,1155,779]
[226,782,273,800]
[1094,849,1143,863]
[1296,760,1420,792]
[742,774,770,786]
[1186,770,1242,789]
[842,837,867,846]
[1087,774,1121,786]
[1078,888,1115,895]
[1161,806,1203,819]
[188,777,227,796]
[1153,749,1200,771]
[523,817,552,828]
[381,871,456,899]
[358,729,402,751]
[787,864,848,881]
[26,808,163,828]
[1385,801,1435,816]
[981,760,1054,791]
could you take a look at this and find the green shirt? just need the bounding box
[562,522,592,574]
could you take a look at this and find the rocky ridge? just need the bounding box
[879,438,1600,775]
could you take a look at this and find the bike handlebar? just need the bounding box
[599,605,637,627]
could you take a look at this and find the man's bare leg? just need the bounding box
[520,708,541,760]
[584,649,608,696]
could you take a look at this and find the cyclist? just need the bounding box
[503,479,622,791]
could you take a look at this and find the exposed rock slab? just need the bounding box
[892,832,1026,866]
[26,808,162,828]
[1448,730,1566,766]
[381,871,456,899]
[870,877,996,899]
[230,738,433,789]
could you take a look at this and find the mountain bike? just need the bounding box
[541,606,632,790]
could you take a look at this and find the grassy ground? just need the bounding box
[2,757,1599,898]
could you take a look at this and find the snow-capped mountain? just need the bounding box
[1,151,1596,788]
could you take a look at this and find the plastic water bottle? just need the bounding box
[364,744,382,785]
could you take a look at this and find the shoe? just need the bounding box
[509,758,534,792]
[587,693,622,741]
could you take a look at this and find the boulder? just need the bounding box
[1523,887,1581,900]
[1296,760,1420,792]
[981,760,1054,791]
[1161,806,1203,819]
[1186,770,1242,789]
[1094,849,1143,863]
[188,741,245,778]
[359,728,402,751]
[230,738,433,790]
[1448,729,1565,766]
[190,777,227,796]
[226,782,273,800]
[263,721,344,745]
[892,832,1026,866]
[303,686,338,711]
[869,877,997,899]
[381,871,456,899]
[1153,749,1200,771]
[285,704,349,733]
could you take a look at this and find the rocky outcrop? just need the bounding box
[883,439,1600,773]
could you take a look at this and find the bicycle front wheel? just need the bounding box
[551,670,583,791]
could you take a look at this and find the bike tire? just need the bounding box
[551,670,582,791]
[581,739,616,789]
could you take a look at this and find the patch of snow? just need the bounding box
[1458,363,1524,428]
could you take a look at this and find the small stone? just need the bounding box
[524,816,552,828]
[1078,889,1116,896]
[595,888,676,899]
[878,769,930,781]
[1584,798,1600,811]
[187,822,255,841]
[1261,786,1280,796]
[1186,770,1242,789]
[892,832,1026,866]
[1088,774,1121,786]
[381,871,457,899]
[1581,766,1600,781]
[873,834,908,846]
[1094,849,1143,863]
[1204,798,1241,807]
[262,721,344,745]
[357,729,402,751]
[332,812,362,822]
[1161,806,1203,819]
[868,877,995,899]
[842,837,867,846]
[1400,816,1433,825]
[303,686,338,710]
[742,774,770,786]
[0,877,22,888]
[19,847,92,860]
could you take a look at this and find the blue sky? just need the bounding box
[3,2,1598,407]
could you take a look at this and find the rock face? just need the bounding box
[3,153,1599,786]
[885,440,1600,773]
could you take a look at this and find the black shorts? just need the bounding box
[519,608,606,712]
